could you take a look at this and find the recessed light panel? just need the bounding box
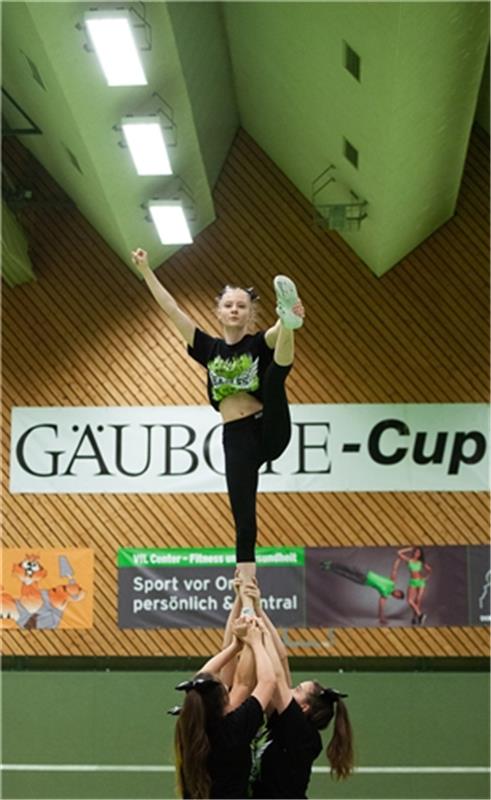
[149,201,193,245]
[122,117,172,175]
[85,10,147,87]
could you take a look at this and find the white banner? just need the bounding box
[9,404,489,494]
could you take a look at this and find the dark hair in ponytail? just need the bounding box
[174,672,228,798]
[305,681,354,781]
[325,697,354,780]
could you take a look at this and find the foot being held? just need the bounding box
[274,275,304,330]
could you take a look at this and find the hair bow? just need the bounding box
[320,687,348,702]
[175,676,220,693]
[244,287,260,301]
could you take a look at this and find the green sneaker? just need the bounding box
[274,275,303,330]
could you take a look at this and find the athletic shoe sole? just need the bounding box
[273,275,303,330]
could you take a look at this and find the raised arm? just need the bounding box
[198,638,242,677]
[243,579,291,687]
[220,573,243,688]
[131,248,196,346]
[259,621,291,713]
[244,622,276,711]
[227,617,257,710]
[378,596,387,625]
[223,573,243,648]
[397,547,413,562]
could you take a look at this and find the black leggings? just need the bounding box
[222,362,292,563]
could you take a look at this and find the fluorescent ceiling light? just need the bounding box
[85,10,147,87]
[149,201,193,245]
[121,117,172,176]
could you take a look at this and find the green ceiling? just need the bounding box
[2,2,489,283]
[223,2,489,273]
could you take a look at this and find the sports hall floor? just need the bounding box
[2,666,489,799]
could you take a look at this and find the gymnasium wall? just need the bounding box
[2,124,489,660]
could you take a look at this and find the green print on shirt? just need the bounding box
[207,353,260,402]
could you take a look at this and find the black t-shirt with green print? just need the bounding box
[187,329,274,411]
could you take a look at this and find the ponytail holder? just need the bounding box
[244,287,260,302]
[175,679,194,692]
[320,687,348,703]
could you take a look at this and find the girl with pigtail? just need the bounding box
[239,576,354,798]
[172,614,275,799]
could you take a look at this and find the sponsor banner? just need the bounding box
[10,403,489,493]
[118,547,305,629]
[117,545,489,630]
[1,548,93,630]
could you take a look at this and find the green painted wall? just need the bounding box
[368,3,490,273]
[2,670,490,799]
[167,2,239,188]
[224,2,489,275]
[475,45,490,134]
[3,2,487,277]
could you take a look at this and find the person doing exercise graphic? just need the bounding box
[321,560,405,626]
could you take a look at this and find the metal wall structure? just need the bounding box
[2,126,489,659]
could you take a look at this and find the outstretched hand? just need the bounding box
[242,619,264,647]
[242,579,261,613]
[292,299,305,320]
[131,248,149,274]
[232,568,243,597]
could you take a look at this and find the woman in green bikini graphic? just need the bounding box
[131,248,304,600]
[321,560,405,625]
[397,546,432,625]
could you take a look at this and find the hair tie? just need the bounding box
[175,679,194,692]
[320,687,348,703]
[244,287,260,302]
[167,705,182,716]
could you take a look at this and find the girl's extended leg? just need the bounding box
[260,274,304,461]
[260,362,292,462]
[273,323,295,367]
[323,561,367,585]
[260,324,295,462]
